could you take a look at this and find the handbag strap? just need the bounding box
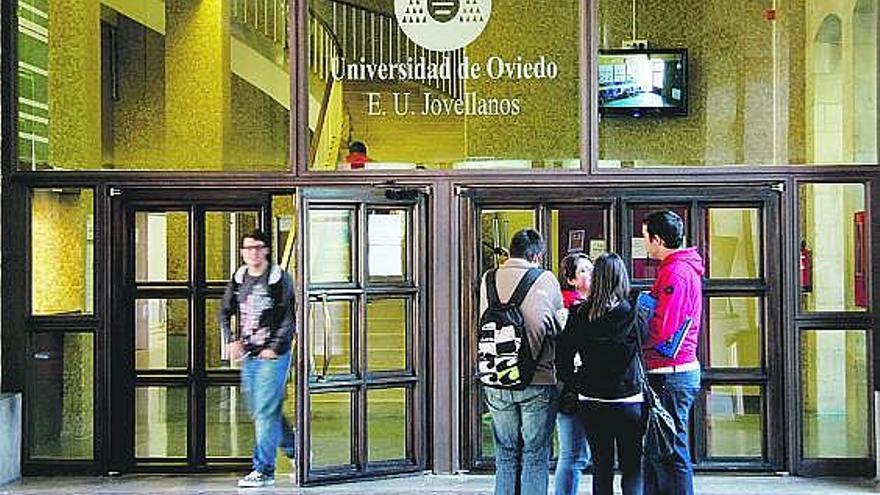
[631,305,656,407]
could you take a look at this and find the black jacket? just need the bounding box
[556,298,649,400]
[219,264,295,355]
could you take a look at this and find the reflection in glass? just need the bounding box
[310,299,353,377]
[206,298,240,370]
[272,194,297,271]
[799,184,867,312]
[367,298,408,372]
[31,188,94,316]
[550,208,608,277]
[135,386,188,458]
[206,386,254,458]
[205,211,259,282]
[309,210,353,284]
[631,205,689,279]
[310,392,352,467]
[597,0,877,167]
[368,210,408,282]
[480,389,495,459]
[135,299,189,370]
[480,210,536,273]
[307,0,582,171]
[135,212,189,282]
[708,297,762,368]
[707,209,760,279]
[17,0,289,171]
[802,330,869,458]
[28,333,94,459]
[368,388,408,462]
[707,386,763,458]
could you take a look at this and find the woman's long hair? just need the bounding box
[587,253,631,322]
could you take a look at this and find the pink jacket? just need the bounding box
[644,247,705,370]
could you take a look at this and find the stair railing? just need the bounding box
[308,6,345,168]
[232,0,288,48]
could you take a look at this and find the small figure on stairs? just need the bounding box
[343,141,371,170]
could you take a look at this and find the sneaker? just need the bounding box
[238,470,275,488]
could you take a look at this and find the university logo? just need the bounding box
[395,0,492,52]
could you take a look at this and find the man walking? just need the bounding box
[220,229,296,488]
[641,211,704,495]
[479,229,563,495]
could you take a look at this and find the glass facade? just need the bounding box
[16,0,290,171]
[598,0,878,168]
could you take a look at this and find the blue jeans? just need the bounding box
[580,401,644,495]
[241,351,295,476]
[484,385,559,495]
[644,369,701,495]
[554,411,590,495]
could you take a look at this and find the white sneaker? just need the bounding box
[238,470,275,488]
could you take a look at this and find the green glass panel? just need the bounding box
[206,386,254,458]
[135,299,189,370]
[135,386,188,458]
[135,212,189,282]
[309,210,353,284]
[310,392,352,467]
[28,332,94,459]
[708,297,762,368]
[707,209,761,279]
[802,330,869,458]
[707,385,763,458]
[367,298,407,372]
[368,388,407,462]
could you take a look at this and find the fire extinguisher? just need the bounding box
[800,240,812,293]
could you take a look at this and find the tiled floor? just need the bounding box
[2,474,878,494]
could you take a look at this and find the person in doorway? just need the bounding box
[554,252,593,495]
[220,229,296,488]
[480,229,563,495]
[557,253,649,495]
[640,211,704,495]
[344,140,371,170]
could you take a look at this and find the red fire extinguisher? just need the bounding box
[800,240,812,293]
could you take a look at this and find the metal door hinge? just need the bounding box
[771,183,785,193]
[109,187,122,197]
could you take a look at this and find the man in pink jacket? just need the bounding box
[641,211,704,495]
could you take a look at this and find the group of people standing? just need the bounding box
[480,211,704,495]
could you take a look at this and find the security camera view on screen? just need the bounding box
[599,51,687,114]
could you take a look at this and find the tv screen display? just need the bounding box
[598,49,688,117]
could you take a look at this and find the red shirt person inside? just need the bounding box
[345,141,371,170]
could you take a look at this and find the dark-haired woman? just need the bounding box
[557,253,649,495]
[554,252,593,495]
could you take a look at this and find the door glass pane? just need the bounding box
[16,0,290,171]
[205,211,259,282]
[272,194,296,271]
[206,386,253,458]
[135,386,188,458]
[310,392,352,467]
[631,205,690,279]
[802,330,870,458]
[135,211,189,282]
[31,188,94,316]
[310,299,354,378]
[367,298,408,372]
[135,299,189,370]
[205,298,241,370]
[706,208,761,279]
[550,207,608,278]
[309,210,354,284]
[368,388,407,462]
[368,210,408,283]
[799,184,868,312]
[707,385,764,458]
[480,210,536,273]
[28,333,94,459]
[708,297,762,368]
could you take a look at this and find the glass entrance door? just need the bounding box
[111,190,295,472]
[298,188,427,484]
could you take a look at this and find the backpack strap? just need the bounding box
[485,269,501,308]
[507,268,543,306]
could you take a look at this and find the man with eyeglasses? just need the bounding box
[220,229,296,488]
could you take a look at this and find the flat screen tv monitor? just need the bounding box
[598,49,688,117]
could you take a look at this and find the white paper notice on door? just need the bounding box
[368,212,405,277]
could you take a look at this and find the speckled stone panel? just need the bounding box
[465,0,581,163]
[48,0,102,169]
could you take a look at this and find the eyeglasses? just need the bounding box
[241,244,266,251]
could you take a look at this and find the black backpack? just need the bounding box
[477,268,544,389]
